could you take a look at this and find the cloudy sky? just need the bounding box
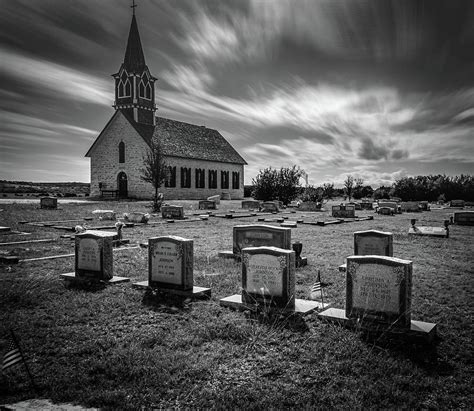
[1,0,473,187]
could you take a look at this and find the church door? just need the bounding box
[118,172,128,198]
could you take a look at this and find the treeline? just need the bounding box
[246,167,474,204]
[391,174,474,202]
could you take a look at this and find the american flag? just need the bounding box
[2,335,23,371]
[311,281,322,293]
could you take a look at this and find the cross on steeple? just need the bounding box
[131,0,137,15]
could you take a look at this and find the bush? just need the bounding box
[252,166,303,205]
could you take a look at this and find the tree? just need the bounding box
[343,175,354,201]
[252,166,304,205]
[301,183,335,207]
[352,178,365,199]
[141,135,168,212]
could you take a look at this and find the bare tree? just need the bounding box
[141,135,168,212]
[344,175,354,201]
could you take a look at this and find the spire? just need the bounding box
[123,14,146,73]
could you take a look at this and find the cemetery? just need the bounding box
[0,198,473,409]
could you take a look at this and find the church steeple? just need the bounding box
[113,5,156,126]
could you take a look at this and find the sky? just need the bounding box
[1,0,473,187]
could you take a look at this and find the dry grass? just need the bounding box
[0,199,473,409]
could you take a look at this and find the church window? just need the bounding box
[208,170,217,189]
[221,171,229,189]
[232,171,240,189]
[195,168,205,188]
[118,70,131,98]
[119,142,125,163]
[139,72,152,100]
[181,167,191,188]
[165,166,176,188]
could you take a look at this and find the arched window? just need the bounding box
[119,142,125,163]
[118,70,131,98]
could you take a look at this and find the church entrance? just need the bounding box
[117,172,128,198]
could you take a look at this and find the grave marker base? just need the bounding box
[60,272,130,285]
[296,257,308,268]
[408,226,447,237]
[132,280,211,299]
[318,308,437,342]
[217,250,239,259]
[219,294,328,315]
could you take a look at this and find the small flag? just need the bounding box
[2,335,23,371]
[311,281,322,293]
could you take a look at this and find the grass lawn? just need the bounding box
[1,199,473,409]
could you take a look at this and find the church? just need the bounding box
[86,10,246,200]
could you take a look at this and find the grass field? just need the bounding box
[1,199,473,409]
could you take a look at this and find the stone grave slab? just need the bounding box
[408,226,448,237]
[161,205,185,220]
[0,226,11,233]
[132,281,211,298]
[453,211,474,226]
[198,200,217,210]
[40,197,58,209]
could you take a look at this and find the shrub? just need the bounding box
[252,166,303,205]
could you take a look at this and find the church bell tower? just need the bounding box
[113,5,156,125]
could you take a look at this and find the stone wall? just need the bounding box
[88,112,245,199]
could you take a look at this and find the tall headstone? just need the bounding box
[345,255,412,327]
[148,236,193,291]
[241,246,295,309]
[74,230,115,280]
[232,224,291,255]
[354,230,393,257]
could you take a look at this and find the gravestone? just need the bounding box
[450,199,465,208]
[354,230,393,256]
[232,224,291,255]
[148,236,193,291]
[40,197,57,209]
[60,230,129,284]
[319,255,437,341]
[419,201,430,211]
[220,246,325,314]
[92,210,116,220]
[242,200,260,210]
[221,192,231,200]
[409,219,449,237]
[132,236,210,298]
[299,202,321,211]
[378,206,394,216]
[161,205,184,220]
[453,211,474,226]
[339,230,393,272]
[124,212,149,223]
[401,202,421,212]
[332,204,356,218]
[207,195,220,205]
[198,200,217,210]
[261,201,279,213]
[378,201,399,214]
[348,202,362,210]
[360,201,373,210]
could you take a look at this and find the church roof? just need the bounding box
[86,110,247,165]
[123,14,146,73]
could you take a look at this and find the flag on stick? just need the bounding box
[310,270,325,305]
[2,334,23,371]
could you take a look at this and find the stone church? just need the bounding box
[86,11,246,199]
